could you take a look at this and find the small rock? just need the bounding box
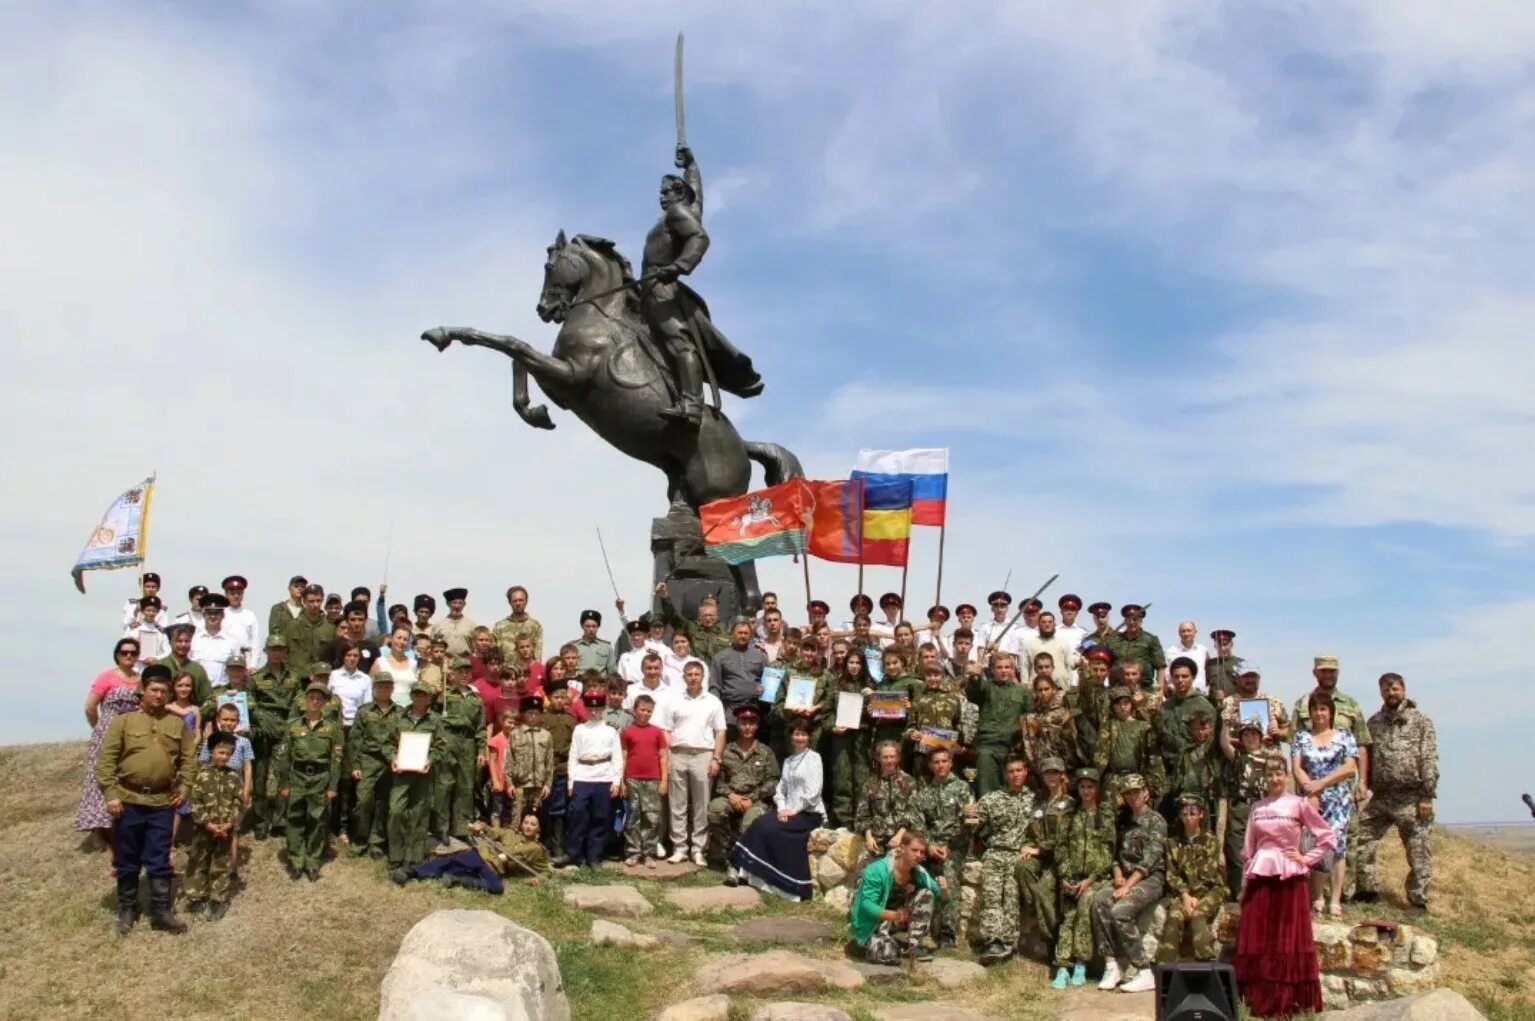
[1351,943,1388,976]
[562,883,653,918]
[695,951,864,995]
[849,960,904,984]
[650,928,704,948]
[1386,962,1440,998]
[917,957,986,989]
[807,828,838,855]
[612,858,701,881]
[1320,988,1485,1021]
[656,994,731,1021]
[749,1004,852,1021]
[872,1004,999,1021]
[816,855,848,890]
[1322,973,1351,1011]
[588,919,658,949]
[1350,923,1381,945]
[731,918,838,944]
[666,886,764,914]
[1346,976,1389,1001]
[822,885,851,912]
[1408,934,1438,967]
[827,832,866,872]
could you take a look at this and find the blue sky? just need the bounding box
[4,2,1534,822]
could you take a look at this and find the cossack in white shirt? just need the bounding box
[567,721,624,784]
[190,629,237,688]
[623,681,676,716]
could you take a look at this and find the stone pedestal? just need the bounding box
[651,507,751,621]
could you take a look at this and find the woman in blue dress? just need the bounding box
[1291,692,1358,918]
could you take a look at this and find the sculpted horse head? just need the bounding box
[535,231,640,325]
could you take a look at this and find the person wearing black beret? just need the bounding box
[122,572,167,630]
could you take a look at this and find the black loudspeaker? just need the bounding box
[1154,962,1239,1021]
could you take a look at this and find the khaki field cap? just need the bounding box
[1313,654,1339,670]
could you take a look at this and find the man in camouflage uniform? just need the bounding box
[344,673,400,858]
[1095,686,1165,806]
[491,585,544,662]
[1217,662,1290,755]
[907,662,963,772]
[1293,654,1372,899]
[707,707,779,862]
[1168,710,1222,824]
[1355,672,1437,909]
[1091,773,1167,992]
[966,652,1032,796]
[966,754,1038,965]
[1158,794,1223,963]
[387,682,444,881]
[433,656,485,848]
[1220,719,1274,899]
[1018,758,1075,951]
[1023,676,1079,783]
[275,682,344,881]
[185,731,244,920]
[1155,658,1215,780]
[913,746,973,948]
[1052,768,1115,989]
[507,695,554,823]
[248,632,299,838]
[1104,605,1167,693]
[657,582,729,660]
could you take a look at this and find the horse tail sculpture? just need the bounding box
[744,441,803,487]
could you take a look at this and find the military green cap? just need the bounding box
[304,681,329,697]
[1039,757,1066,774]
[410,680,435,696]
[265,633,289,648]
[1119,773,1148,793]
[1177,793,1206,811]
[449,655,472,670]
[1074,767,1101,784]
[308,661,332,677]
[225,653,247,668]
[1108,685,1133,702]
[373,670,395,685]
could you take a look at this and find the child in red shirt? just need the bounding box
[620,695,670,868]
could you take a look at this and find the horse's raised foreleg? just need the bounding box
[423,326,581,429]
[512,361,555,430]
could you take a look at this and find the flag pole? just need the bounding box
[801,553,812,614]
[899,559,909,610]
[933,516,946,606]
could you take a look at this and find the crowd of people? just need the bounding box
[82,572,1441,1017]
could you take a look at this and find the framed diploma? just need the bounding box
[396,731,432,772]
[759,666,787,703]
[1239,698,1271,735]
[784,677,818,712]
[835,691,864,729]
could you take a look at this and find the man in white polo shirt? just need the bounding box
[623,652,676,719]
[659,661,726,866]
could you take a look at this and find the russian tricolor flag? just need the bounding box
[852,448,949,527]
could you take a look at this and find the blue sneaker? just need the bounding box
[1051,967,1069,990]
[1070,963,1087,986]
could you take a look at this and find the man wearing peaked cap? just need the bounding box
[848,593,874,614]
[1105,605,1167,694]
[806,599,830,619]
[1055,594,1088,659]
[190,594,238,691]
[268,575,308,639]
[218,575,259,664]
[346,670,401,859]
[248,631,300,840]
[123,571,168,629]
[572,610,616,675]
[566,684,625,868]
[1204,628,1241,702]
[431,588,477,658]
[277,680,345,882]
[973,590,1017,660]
[386,679,444,881]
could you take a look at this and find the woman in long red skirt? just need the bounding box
[1234,754,1337,1017]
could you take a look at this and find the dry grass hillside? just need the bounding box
[1,741,1531,1021]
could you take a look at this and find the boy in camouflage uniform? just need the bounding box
[1219,719,1273,900]
[507,695,554,823]
[907,663,963,774]
[966,652,1033,796]
[185,731,244,920]
[344,673,399,858]
[1091,773,1166,993]
[1023,675,1079,785]
[1094,687,1165,806]
[1158,794,1224,963]
[1166,710,1222,825]
[1052,768,1115,989]
[275,682,344,881]
[966,754,1038,966]
[912,746,973,948]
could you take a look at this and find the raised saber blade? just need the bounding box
[674,32,686,147]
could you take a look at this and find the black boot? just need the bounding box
[147,877,187,934]
[115,875,140,935]
[548,818,571,868]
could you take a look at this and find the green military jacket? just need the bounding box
[855,769,919,843]
[1118,807,1168,880]
[966,673,1032,747]
[395,709,445,771]
[96,708,199,807]
[1223,746,1272,807]
[491,614,544,662]
[507,725,553,789]
[268,600,299,640]
[345,701,401,773]
[1094,716,1166,796]
[972,784,1036,852]
[660,597,729,660]
[913,772,973,850]
[1172,740,1223,809]
[1066,681,1110,764]
[1155,692,1216,772]
[1058,801,1116,883]
[572,637,615,675]
[475,827,552,876]
[1028,791,1077,863]
[248,663,300,742]
[189,763,244,828]
[155,654,212,708]
[1166,830,1223,908]
[1104,630,1167,687]
[910,686,963,734]
[715,739,779,802]
[440,685,486,744]
[274,716,344,793]
[541,713,575,777]
[775,666,833,726]
[1024,697,1080,774]
[283,613,337,676]
[1204,655,1243,703]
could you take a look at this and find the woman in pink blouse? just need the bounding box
[1235,754,1337,1017]
[76,638,143,844]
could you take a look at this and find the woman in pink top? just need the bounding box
[1234,754,1337,1017]
[76,638,143,841]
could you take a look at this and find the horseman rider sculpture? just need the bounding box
[644,145,763,428]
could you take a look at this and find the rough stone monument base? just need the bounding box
[651,507,748,622]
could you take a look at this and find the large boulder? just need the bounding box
[1321,988,1488,1021]
[378,910,568,1021]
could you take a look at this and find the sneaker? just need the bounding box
[654,842,667,858]
[1070,963,1087,986]
[1051,967,1069,990]
[722,869,740,888]
[977,942,1011,966]
[185,899,207,919]
[1098,958,1123,990]
[691,850,707,867]
[666,850,688,865]
[1120,967,1155,993]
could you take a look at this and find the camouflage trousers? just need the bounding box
[184,829,233,901]
[977,848,1024,947]
[707,798,767,861]
[1356,789,1433,906]
[863,888,935,965]
[930,848,965,940]
[1016,857,1060,945]
[827,730,869,828]
[1053,881,1101,966]
[1090,877,1164,968]
[625,779,664,857]
[1157,895,1221,962]
[1223,800,1252,901]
